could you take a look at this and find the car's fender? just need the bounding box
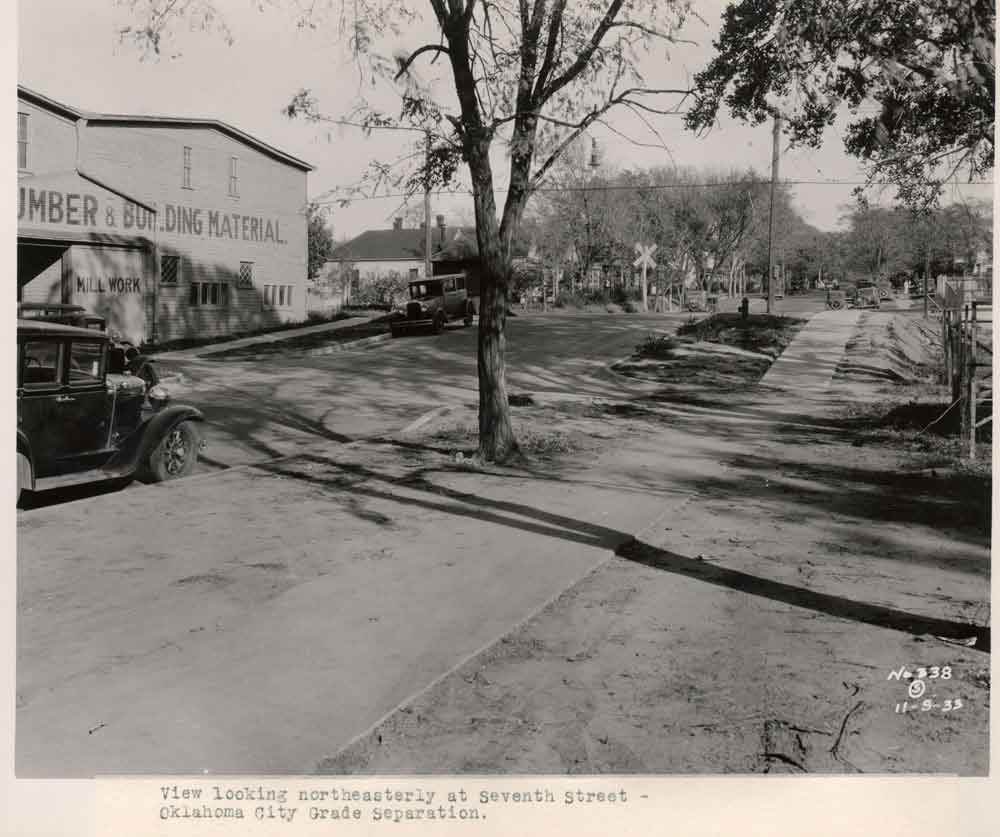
[108,405,205,472]
[16,430,35,491]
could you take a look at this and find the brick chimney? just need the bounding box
[393,217,403,230]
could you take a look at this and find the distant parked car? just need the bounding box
[17,319,204,504]
[390,274,476,337]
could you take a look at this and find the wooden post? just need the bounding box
[968,302,978,457]
[942,310,950,388]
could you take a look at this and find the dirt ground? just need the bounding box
[317,311,990,776]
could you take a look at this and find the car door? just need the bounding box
[58,338,113,467]
[442,276,461,316]
[18,337,66,478]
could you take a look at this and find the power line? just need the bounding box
[311,177,994,205]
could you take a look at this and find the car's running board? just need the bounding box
[34,467,133,493]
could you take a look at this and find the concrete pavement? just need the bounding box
[760,308,861,396]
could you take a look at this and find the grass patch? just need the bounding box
[835,389,992,477]
[635,334,678,359]
[677,313,807,357]
[427,416,598,466]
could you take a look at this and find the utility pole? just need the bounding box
[424,129,433,280]
[766,112,781,314]
[923,215,932,319]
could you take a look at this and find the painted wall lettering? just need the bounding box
[75,276,143,294]
[19,186,288,246]
[19,186,132,233]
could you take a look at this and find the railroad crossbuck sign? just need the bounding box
[633,243,657,269]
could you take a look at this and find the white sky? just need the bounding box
[16,0,994,240]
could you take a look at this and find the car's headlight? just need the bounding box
[147,384,171,409]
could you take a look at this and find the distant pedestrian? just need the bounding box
[739,296,750,320]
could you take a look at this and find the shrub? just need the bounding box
[351,273,409,308]
[611,285,642,305]
[636,333,678,358]
[583,288,611,305]
[555,290,587,308]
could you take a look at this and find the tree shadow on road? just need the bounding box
[255,452,990,654]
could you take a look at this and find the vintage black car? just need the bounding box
[16,318,204,504]
[17,302,161,390]
[390,274,476,336]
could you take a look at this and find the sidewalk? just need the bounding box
[760,308,861,397]
[150,312,380,361]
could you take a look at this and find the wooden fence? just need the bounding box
[942,300,992,459]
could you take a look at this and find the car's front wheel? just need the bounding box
[433,312,446,334]
[145,421,200,482]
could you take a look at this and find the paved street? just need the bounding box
[162,311,697,471]
[173,294,835,472]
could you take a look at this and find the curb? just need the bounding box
[302,332,391,356]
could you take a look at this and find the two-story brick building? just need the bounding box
[16,85,313,344]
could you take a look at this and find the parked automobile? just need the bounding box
[16,318,204,504]
[390,274,476,337]
[17,302,161,390]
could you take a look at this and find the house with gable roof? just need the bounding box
[320,215,480,305]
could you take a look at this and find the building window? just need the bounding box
[182,146,192,188]
[238,261,254,288]
[409,267,419,280]
[17,112,28,170]
[189,282,229,307]
[161,255,180,284]
[228,156,239,197]
[263,284,294,309]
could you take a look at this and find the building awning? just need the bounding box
[18,170,157,247]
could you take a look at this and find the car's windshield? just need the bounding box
[410,281,442,300]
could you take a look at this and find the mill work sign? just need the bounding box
[18,180,288,246]
[75,276,143,294]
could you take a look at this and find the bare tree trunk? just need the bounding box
[465,142,517,463]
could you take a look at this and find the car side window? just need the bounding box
[443,278,455,292]
[455,277,465,291]
[68,340,106,386]
[21,340,62,389]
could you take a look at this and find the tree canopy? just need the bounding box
[685,0,995,210]
[306,202,335,279]
[118,0,696,462]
